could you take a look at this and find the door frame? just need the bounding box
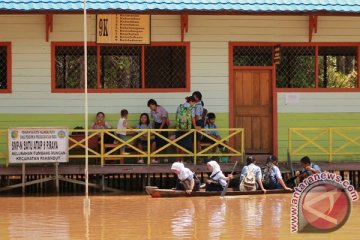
[229,42,278,155]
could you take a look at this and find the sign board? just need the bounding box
[285,93,300,104]
[8,128,69,163]
[97,14,151,44]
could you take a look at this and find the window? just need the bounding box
[52,42,189,92]
[276,47,315,88]
[55,46,97,89]
[232,44,360,89]
[145,46,186,88]
[0,43,11,93]
[318,47,357,88]
[233,46,273,66]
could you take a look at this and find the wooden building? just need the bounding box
[1,1,360,165]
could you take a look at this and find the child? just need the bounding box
[205,160,231,192]
[175,96,197,162]
[147,99,170,163]
[262,155,292,191]
[116,109,131,156]
[91,112,111,130]
[136,113,156,164]
[203,112,221,142]
[171,162,200,194]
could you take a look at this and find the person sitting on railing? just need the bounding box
[147,99,170,163]
[262,155,292,191]
[295,156,322,182]
[136,113,156,164]
[171,162,200,194]
[205,160,232,192]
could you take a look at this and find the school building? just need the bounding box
[1,0,360,165]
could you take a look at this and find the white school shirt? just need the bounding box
[116,118,127,135]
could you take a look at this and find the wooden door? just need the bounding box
[233,69,273,153]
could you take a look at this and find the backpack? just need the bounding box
[176,104,193,130]
[262,164,274,186]
[241,166,256,191]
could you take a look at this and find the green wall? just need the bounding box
[278,113,360,162]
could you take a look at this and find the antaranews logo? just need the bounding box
[291,172,358,233]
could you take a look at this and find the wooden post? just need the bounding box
[55,162,59,193]
[22,163,26,194]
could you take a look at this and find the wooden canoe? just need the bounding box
[145,186,292,198]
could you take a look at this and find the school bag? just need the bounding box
[262,164,274,186]
[241,166,256,191]
[176,104,193,130]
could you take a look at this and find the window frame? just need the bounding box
[0,42,12,94]
[51,41,190,93]
[230,42,360,92]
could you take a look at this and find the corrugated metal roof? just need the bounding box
[1,0,360,13]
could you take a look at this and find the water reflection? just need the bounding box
[171,199,195,238]
[0,194,358,240]
[208,200,226,240]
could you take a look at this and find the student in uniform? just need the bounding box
[295,156,322,182]
[239,156,266,192]
[147,99,170,163]
[171,162,200,194]
[205,160,232,192]
[262,155,292,191]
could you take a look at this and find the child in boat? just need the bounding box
[262,155,292,191]
[171,162,200,194]
[205,161,232,192]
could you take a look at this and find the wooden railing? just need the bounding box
[288,127,360,162]
[1,128,245,166]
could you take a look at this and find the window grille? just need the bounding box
[145,46,186,88]
[276,47,315,88]
[0,46,8,90]
[55,46,97,89]
[318,47,357,88]
[100,46,141,89]
[53,44,188,91]
[233,46,273,66]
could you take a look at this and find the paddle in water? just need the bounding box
[221,161,238,197]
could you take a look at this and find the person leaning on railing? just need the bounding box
[147,99,170,163]
[136,113,156,164]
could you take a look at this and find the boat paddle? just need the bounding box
[221,161,238,197]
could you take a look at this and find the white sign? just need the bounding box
[8,128,69,163]
[285,93,300,105]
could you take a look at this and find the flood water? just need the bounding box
[0,194,359,240]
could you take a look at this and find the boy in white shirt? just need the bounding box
[116,109,130,156]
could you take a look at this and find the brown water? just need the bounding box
[0,194,359,240]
